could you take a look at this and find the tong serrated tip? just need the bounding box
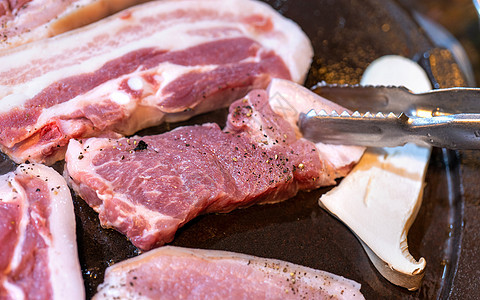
[299,109,480,149]
[305,109,402,119]
[300,85,480,149]
[312,81,413,91]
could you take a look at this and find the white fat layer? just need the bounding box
[0,0,148,51]
[14,164,85,300]
[127,77,143,90]
[0,93,28,112]
[0,0,312,112]
[64,138,111,209]
[320,55,432,280]
[94,246,364,300]
[6,176,29,273]
[0,172,16,201]
[2,280,25,300]
[110,91,131,105]
[0,165,84,299]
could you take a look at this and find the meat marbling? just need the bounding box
[64,81,364,251]
[0,0,313,164]
[0,0,149,50]
[0,163,84,300]
[93,246,365,299]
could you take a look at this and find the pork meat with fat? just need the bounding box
[93,246,364,299]
[0,163,84,300]
[64,82,363,250]
[0,0,149,50]
[0,0,312,164]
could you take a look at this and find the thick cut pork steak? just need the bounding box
[0,164,84,300]
[64,83,364,251]
[0,0,312,164]
[93,246,365,299]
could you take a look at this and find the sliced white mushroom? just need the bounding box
[319,55,432,290]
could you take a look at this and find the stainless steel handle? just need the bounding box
[299,110,480,149]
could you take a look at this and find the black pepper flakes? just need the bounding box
[134,140,148,151]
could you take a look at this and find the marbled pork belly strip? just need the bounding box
[64,83,363,250]
[0,0,313,164]
[0,163,84,300]
[93,246,365,300]
[0,0,150,50]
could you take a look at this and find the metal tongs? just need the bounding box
[299,84,480,149]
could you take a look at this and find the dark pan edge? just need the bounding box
[438,149,464,299]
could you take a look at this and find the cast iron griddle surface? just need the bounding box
[0,0,465,299]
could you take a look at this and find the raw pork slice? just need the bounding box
[0,0,149,50]
[0,0,313,164]
[93,246,364,299]
[0,164,84,299]
[64,82,363,250]
[267,78,366,176]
